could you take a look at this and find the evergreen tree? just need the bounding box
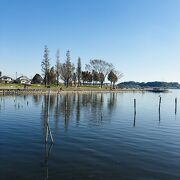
[59,50,74,87]
[48,66,56,84]
[77,57,82,86]
[55,49,61,86]
[41,45,50,87]
[108,70,123,88]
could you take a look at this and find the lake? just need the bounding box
[0,90,180,180]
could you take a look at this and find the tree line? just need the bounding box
[41,46,123,88]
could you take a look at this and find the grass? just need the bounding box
[0,83,111,91]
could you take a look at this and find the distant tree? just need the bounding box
[92,70,100,85]
[86,59,113,86]
[108,70,123,88]
[108,71,114,86]
[31,74,43,84]
[81,71,92,85]
[87,72,93,84]
[59,50,75,87]
[99,72,105,88]
[81,71,86,85]
[77,57,82,86]
[48,66,56,84]
[41,45,50,87]
[0,71,2,77]
[73,72,77,86]
[55,49,61,86]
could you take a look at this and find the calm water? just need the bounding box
[0,90,180,180]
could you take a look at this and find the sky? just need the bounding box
[0,0,180,82]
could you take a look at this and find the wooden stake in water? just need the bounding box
[159,96,161,111]
[134,99,136,115]
[133,99,136,127]
[175,98,177,114]
[158,96,161,121]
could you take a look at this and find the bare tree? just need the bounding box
[86,59,114,86]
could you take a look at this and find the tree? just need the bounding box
[55,49,61,86]
[59,50,75,87]
[73,72,77,86]
[41,45,50,87]
[77,57,82,86]
[81,71,92,85]
[92,70,100,85]
[108,70,123,88]
[86,59,113,87]
[99,72,105,88]
[87,72,93,84]
[31,74,43,84]
[48,66,56,84]
[108,71,114,86]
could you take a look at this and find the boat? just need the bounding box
[148,88,168,93]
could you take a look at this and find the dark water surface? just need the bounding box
[0,90,180,180]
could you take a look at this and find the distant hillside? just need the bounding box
[117,81,180,89]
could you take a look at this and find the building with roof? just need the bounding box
[0,76,13,83]
[15,76,31,84]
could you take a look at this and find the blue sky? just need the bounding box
[0,0,180,82]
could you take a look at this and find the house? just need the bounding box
[0,76,13,83]
[15,76,31,84]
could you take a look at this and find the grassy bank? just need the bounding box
[0,83,150,96]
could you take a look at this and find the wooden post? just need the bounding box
[159,96,161,121]
[159,96,161,111]
[133,99,136,127]
[134,99,136,115]
[175,98,177,114]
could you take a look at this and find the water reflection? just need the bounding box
[108,93,117,114]
[133,113,136,127]
[41,94,54,143]
[76,94,81,126]
[39,93,118,130]
[32,95,42,105]
[41,93,54,180]
[44,142,53,180]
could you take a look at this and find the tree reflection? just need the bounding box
[41,93,54,180]
[59,94,73,131]
[41,93,118,131]
[108,93,117,114]
[76,93,81,126]
[54,95,61,131]
[43,142,53,180]
[32,95,42,105]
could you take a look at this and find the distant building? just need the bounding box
[15,76,31,84]
[0,76,13,83]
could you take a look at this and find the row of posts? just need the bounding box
[134,97,178,124]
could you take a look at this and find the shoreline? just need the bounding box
[0,87,170,95]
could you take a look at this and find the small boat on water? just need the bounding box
[148,88,168,93]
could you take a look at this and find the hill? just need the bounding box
[117,81,180,89]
